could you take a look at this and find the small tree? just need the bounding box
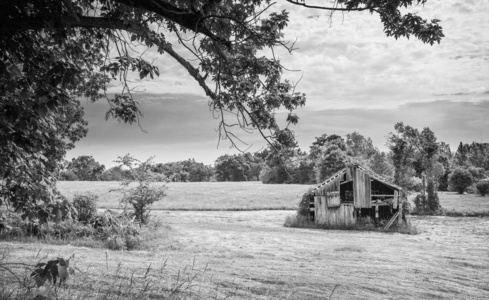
[476,180,489,196]
[115,155,168,224]
[448,168,473,194]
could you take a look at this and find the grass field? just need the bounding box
[57,181,489,213]
[2,183,489,299]
[57,181,315,210]
[2,211,489,299]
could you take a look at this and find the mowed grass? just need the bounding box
[57,181,489,213]
[57,181,315,210]
[2,184,489,299]
[2,212,489,299]
[437,191,489,213]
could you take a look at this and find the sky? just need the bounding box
[66,0,489,167]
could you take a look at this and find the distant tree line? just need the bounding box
[58,126,489,200]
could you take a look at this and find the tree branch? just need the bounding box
[285,0,372,12]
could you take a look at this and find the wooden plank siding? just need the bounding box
[327,191,341,207]
[320,204,355,227]
[353,167,371,208]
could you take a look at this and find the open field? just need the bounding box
[2,183,489,299]
[2,211,489,299]
[57,181,314,210]
[437,192,489,212]
[57,182,489,212]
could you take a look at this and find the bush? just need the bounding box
[297,192,313,218]
[73,193,98,224]
[107,235,126,250]
[59,170,79,181]
[0,208,146,251]
[448,168,473,194]
[405,176,423,192]
[476,180,489,196]
[468,167,487,181]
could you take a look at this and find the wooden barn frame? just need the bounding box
[310,164,405,228]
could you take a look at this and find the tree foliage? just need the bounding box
[0,0,443,216]
[214,153,263,182]
[388,123,443,213]
[65,155,105,181]
[152,159,214,182]
[448,168,473,194]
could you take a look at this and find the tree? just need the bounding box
[368,151,394,180]
[187,161,214,182]
[388,123,442,212]
[346,132,377,159]
[437,142,452,191]
[215,154,252,182]
[66,155,105,181]
[0,0,444,217]
[314,137,350,182]
[448,168,473,194]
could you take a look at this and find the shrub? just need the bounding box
[412,193,443,215]
[115,155,168,224]
[107,235,126,250]
[73,193,98,224]
[476,180,489,196]
[284,214,310,227]
[448,168,473,194]
[59,170,79,181]
[297,192,313,218]
[124,234,142,250]
[405,176,423,192]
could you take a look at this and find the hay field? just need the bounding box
[57,182,488,212]
[2,211,489,299]
[57,181,314,210]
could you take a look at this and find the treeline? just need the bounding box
[58,124,489,196]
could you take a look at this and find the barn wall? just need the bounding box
[316,174,342,220]
[316,204,355,227]
[353,167,371,208]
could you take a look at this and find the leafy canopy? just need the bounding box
[0,0,443,218]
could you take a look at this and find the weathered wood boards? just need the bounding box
[353,168,371,208]
[327,191,341,208]
[384,211,400,229]
[393,190,399,209]
[316,204,355,227]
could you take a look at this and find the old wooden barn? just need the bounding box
[310,164,405,228]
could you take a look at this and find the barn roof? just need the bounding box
[314,163,403,192]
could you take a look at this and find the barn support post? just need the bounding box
[398,200,403,225]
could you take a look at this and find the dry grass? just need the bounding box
[2,211,489,299]
[57,181,313,211]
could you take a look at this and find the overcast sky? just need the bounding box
[66,0,489,167]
